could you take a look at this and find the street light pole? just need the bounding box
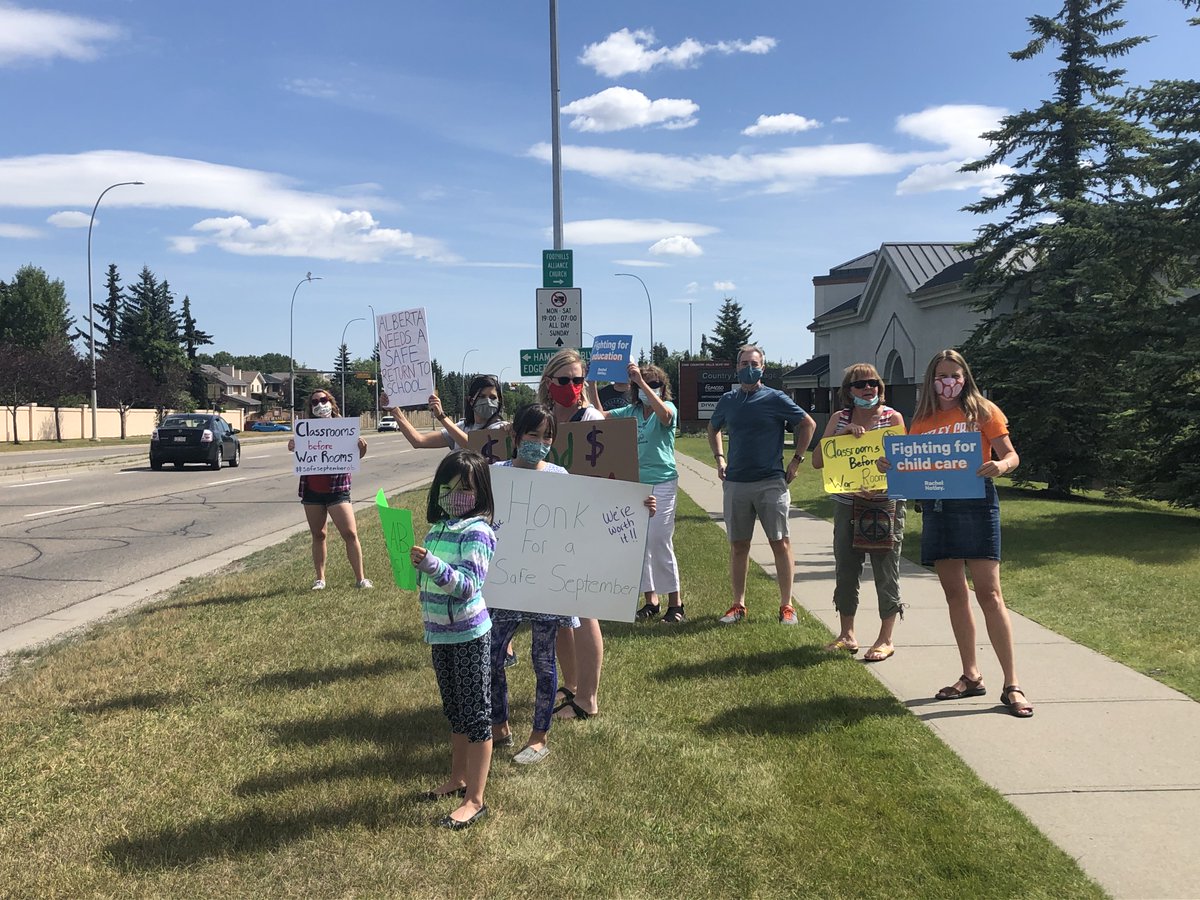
[460,348,479,419]
[87,180,143,440]
[688,301,694,356]
[339,317,365,412]
[289,273,322,421]
[614,273,654,359]
[367,304,380,425]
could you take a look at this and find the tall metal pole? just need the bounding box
[339,317,365,412]
[549,0,564,250]
[86,180,143,441]
[688,301,694,356]
[289,273,322,421]
[460,348,479,420]
[368,304,379,425]
[614,273,654,358]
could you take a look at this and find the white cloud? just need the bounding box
[895,104,1003,156]
[685,282,700,294]
[284,77,340,100]
[0,4,122,66]
[832,116,850,124]
[742,114,821,137]
[612,259,669,267]
[0,222,40,238]
[0,150,452,263]
[895,160,1011,196]
[561,218,718,245]
[579,28,776,78]
[47,210,91,228]
[713,280,736,291]
[649,236,702,257]
[562,87,697,133]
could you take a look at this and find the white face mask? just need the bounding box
[311,401,333,418]
[638,388,659,405]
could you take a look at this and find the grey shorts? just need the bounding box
[722,476,790,542]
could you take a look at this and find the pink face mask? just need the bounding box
[934,376,964,400]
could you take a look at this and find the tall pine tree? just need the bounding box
[708,298,754,363]
[180,294,214,406]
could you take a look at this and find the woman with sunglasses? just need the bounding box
[589,362,684,623]
[381,374,507,452]
[287,389,371,590]
[535,349,604,721]
[812,364,905,661]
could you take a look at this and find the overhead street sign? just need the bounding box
[520,347,591,378]
[543,249,573,288]
[536,287,582,350]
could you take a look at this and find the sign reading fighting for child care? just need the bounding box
[586,335,632,381]
[819,426,905,494]
[376,307,433,408]
[293,417,361,475]
[484,465,650,622]
[466,417,639,482]
[883,433,984,499]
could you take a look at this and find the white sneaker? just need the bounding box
[356,579,374,589]
[312,579,326,590]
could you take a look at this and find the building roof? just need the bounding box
[810,294,861,326]
[782,355,830,378]
[199,364,248,387]
[878,243,975,293]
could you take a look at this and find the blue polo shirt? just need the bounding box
[710,386,808,482]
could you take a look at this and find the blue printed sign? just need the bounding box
[586,334,633,381]
[883,433,985,499]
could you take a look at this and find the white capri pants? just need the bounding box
[642,479,680,594]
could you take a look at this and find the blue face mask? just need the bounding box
[517,440,552,464]
[737,366,763,386]
[853,394,880,408]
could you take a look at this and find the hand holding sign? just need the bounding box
[883,433,985,499]
[376,489,417,589]
[376,308,433,408]
[819,426,905,494]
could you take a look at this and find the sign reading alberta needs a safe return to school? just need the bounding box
[543,249,573,288]
[883,433,985,499]
[519,347,591,377]
[536,288,582,350]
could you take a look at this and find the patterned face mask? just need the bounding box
[517,440,552,464]
[438,486,477,518]
[934,376,964,400]
[473,397,499,421]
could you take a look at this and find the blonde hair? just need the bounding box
[838,363,886,408]
[913,349,992,426]
[630,364,673,404]
[537,348,591,409]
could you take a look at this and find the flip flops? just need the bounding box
[824,638,860,653]
[552,698,594,721]
[863,645,895,662]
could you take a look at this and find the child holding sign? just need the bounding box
[812,364,906,661]
[411,449,498,828]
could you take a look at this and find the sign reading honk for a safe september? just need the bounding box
[819,426,905,494]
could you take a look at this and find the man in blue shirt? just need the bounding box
[707,345,815,625]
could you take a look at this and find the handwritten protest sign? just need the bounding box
[376,308,433,408]
[293,417,360,475]
[484,465,649,621]
[587,334,633,381]
[819,426,905,494]
[375,489,417,589]
[466,417,639,482]
[883,433,984,499]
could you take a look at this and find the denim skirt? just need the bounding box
[920,479,1001,564]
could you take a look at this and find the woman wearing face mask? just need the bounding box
[590,362,684,623]
[382,374,507,452]
[812,364,906,661]
[287,390,371,590]
[881,349,1031,718]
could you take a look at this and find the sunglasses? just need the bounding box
[310,396,331,404]
[644,381,663,389]
[849,379,881,390]
[554,376,586,386]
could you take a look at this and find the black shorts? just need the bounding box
[301,488,351,507]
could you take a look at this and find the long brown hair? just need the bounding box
[629,364,674,405]
[305,388,341,419]
[913,349,991,427]
[537,348,591,410]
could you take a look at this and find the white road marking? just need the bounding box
[8,479,71,487]
[24,501,104,518]
[206,477,247,486]
[245,455,270,460]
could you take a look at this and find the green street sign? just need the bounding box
[520,346,590,377]
[542,249,573,288]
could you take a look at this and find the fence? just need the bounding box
[0,405,247,443]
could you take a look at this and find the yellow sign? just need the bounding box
[819,426,905,494]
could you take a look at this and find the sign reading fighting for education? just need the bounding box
[484,464,650,622]
[819,426,906,494]
[293,417,361,475]
[586,334,632,381]
[466,417,639,482]
[519,347,591,378]
[536,288,582,349]
[542,249,573,288]
[883,433,985,499]
[376,307,433,408]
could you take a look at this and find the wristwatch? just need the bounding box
[791,454,804,463]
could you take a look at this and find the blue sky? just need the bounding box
[0,1,1195,381]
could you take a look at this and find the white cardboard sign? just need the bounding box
[293,417,361,475]
[376,307,433,408]
[484,465,649,622]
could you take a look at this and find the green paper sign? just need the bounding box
[376,489,417,589]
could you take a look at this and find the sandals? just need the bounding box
[863,645,895,662]
[554,687,575,704]
[635,602,662,620]
[824,638,859,653]
[552,698,593,721]
[661,606,686,624]
[1001,684,1035,718]
[935,674,987,701]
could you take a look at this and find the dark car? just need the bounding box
[250,420,292,432]
[150,415,241,470]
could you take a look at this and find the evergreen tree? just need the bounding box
[708,298,753,363]
[180,294,214,406]
[79,263,123,357]
[960,0,1160,495]
[121,266,188,399]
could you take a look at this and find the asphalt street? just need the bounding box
[0,436,440,633]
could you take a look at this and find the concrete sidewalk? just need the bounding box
[675,452,1200,900]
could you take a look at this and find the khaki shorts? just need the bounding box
[722,476,790,542]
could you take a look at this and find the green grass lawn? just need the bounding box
[0,435,151,452]
[0,485,1101,897]
[678,434,1200,700]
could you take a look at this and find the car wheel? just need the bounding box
[150,456,163,470]
[210,446,223,470]
[228,443,240,467]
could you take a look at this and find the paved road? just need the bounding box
[0,438,439,633]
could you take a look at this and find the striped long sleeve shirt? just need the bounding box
[416,515,495,644]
